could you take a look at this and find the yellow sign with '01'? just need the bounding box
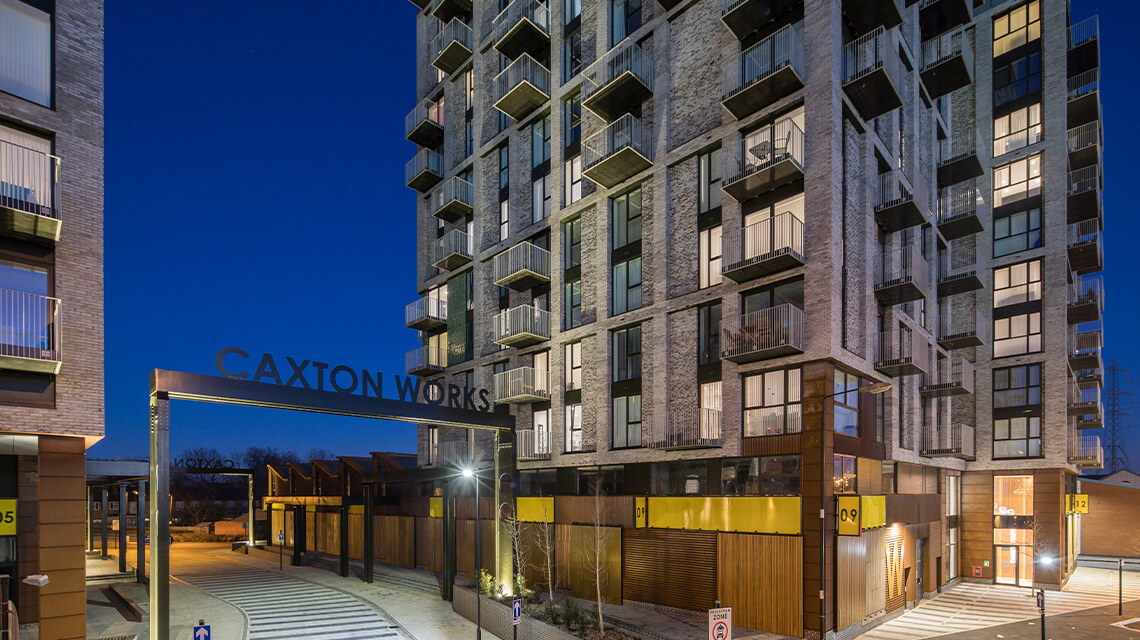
[0,500,16,536]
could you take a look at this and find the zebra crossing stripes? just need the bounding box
[177,565,408,640]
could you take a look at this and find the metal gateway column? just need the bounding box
[100,487,109,558]
[292,505,305,566]
[363,483,374,583]
[493,429,517,593]
[149,394,171,640]
[339,503,349,577]
[86,485,93,552]
[247,475,255,546]
[118,483,128,573]
[136,478,146,584]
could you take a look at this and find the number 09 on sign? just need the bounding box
[709,607,732,640]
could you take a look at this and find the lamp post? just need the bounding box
[462,466,481,640]
[817,379,891,639]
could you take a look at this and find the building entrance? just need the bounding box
[994,545,1033,587]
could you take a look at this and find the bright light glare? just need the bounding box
[1041,556,1054,565]
[461,468,474,478]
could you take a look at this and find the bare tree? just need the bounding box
[534,488,557,603]
[305,448,335,461]
[586,478,607,635]
[502,504,530,598]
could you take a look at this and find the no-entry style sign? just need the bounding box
[709,607,732,640]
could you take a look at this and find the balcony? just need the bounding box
[920,356,974,397]
[873,169,924,232]
[921,423,974,460]
[406,345,446,376]
[1068,328,1103,374]
[936,184,984,240]
[875,327,930,377]
[937,130,984,188]
[1069,435,1103,470]
[583,40,652,122]
[433,229,473,271]
[405,99,445,147]
[722,118,804,202]
[1068,275,1103,325]
[493,241,551,289]
[1067,121,1101,171]
[1074,396,1104,431]
[649,407,722,450]
[720,303,804,363]
[431,19,474,75]
[493,54,550,121]
[1067,165,1101,224]
[721,211,804,282]
[842,0,903,39]
[842,28,904,122]
[1066,220,1102,275]
[920,29,972,99]
[516,428,552,460]
[492,305,551,347]
[875,245,929,305]
[408,0,430,10]
[427,440,474,467]
[721,0,802,40]
[1067,69,1099,128]
[1068,16,1099,76]
[582,114,653,188]
[430,0,472,26]
[938,307,984,351]
[406,148,443,192]
[0,140,61,244]
[492,0,550,61]
[722,25,805,120]
[918,0,970,40]
[1069,381,1101,417]
[0,290,61,375]
[431,177,474,223]
[1076,367,1102,388]
[937,249,982,297]
[494,366,550,403]
[405,296,448,331]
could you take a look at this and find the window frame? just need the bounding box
[699,225,723,289]
[743,367,802,437]
[993,154,1042,208]
[611,324,642,382]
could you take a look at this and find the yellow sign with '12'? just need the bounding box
[0,500,16,536]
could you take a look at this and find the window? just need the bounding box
[564,94,581,147]
[564,154,582,205]
[565,342,582,390]
[993,0,1041,58]
[499,200,510,241]
[498,145,510,191]
[0,258,48,297]
[532,174,551,223]
[698,302,721,366]
[565,0,581,23]
[743,367,802,436]
[699,226,722,289]
[465,120,474,158]
[994,363,1042,408]
[429,427,439,464]
[532,115,551,168]
[994,313,1041,357]
[613,394,643,448]
[833,454,857,494]
[698,149,722,213]
[0,0,51,107]
[564,278,582,328]
[565,403,583,451]
[612,257,642,314]
[564,217,581,268]
[564,30,582,82]
[833,369,860,437]
[610,0,642,45]
[993,53,1041,109]
[612,325,642,381]
[994,260,1041,308]
[465,69,475,110]
[994,366,1042,460]
[721,455,801,495]
[534,408,551,455]
[993,154,1041,208]
[612,188,642,250]
[741,277,804,313]
[994,208,1041,257]
[994,104,1042,156]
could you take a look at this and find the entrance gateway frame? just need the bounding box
[147,368,516,640]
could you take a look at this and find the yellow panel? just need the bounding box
[646,497,800,535]
[861,495,886,530]
[517,497,555,523]
[1073,494,1089,514]
[348,505,364,515]
[634,497,646,528]
[305,505,316,513]
[0,500,15,536]
[837,496,861,536]
[429,497,443,518]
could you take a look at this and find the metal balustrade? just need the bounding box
[920,28,974,99]
[516,428,552,460]
[434,229,473,270]
[721,211,804,281]
[430,19,474,75]
[429,440,477,467]
[494,366,550,404]
[582,40,652,121]
[1068,68,1099,101]
[582,114,653,187]
[875,245,929,304]
[1069,15,1098,49]
[493,241,551,288]
[0,289,60,373]
[405,148,444,191]
[937,245,982,297]
[493,54,550,120]
[1068,434,1103,469]
[842,27,903,120]
[406,345,446,375]
[1066,219,1102,274]
[921,29,970,71]
[1068,121,1100,154]
[873,169,923,232]
[649,407,722,449]
[404,98,445,144]
[936,183,984,240]
[0,139,60,222]
[1067,275,1103,324]
[405,296,448,329]
[430,177,474,222]
[722,117,804,200]
[492,305,551,346]
[920,356,974,396]
[938,305,983,350]
[722,24,804,119]
[1068,164,1100,197]
[921,423,974,459]
[492,0,549,60]
[719,303,804,362]
[875,326,929,376]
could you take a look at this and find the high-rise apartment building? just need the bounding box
[0,1,104,637]
[405,0,1104,635]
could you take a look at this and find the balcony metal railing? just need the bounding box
[721,211,804,273]
[1068,164,1100,197]
[430,177,474,216]
[582,114,652,172]
[405,296,447,327]
[406,345,446,374]
[494,366,550,403]
[517,428,552,460]
[921,423,974,459]
[1069,379,1100,410]
[1069,328,1102,360]
[492,0,550,44]
[492,241,551,286]
[1067,68,1098,101]
[431,19,474,67]
[405,98,444,139]
[0,289,60,365]
[873,169,914,212]
[1068,121,1101,154]
[939,306,983,347]
[939,129,981,165]
[583,40,652,107]
[429,440,475,467]
[0,139,60,219]
[492,305,551,344]
[921,28,972,73]
[493,54,551,106]
[1068,15,1098,50]
[1067,219,1100,250]
[876,245,930,293]
[876,327,930,374]
[842,27,901,86]
[921,356,974,395]
[724,117,804,186]
[1068,434,1103,469]
[435,228,473,267]
[649,407,722,449]
[1068,275,1104,309]
[722,24,804,102]
[405,148,443,184]
[937,183,982,224]
[719,303,804,360]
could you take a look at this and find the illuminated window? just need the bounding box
[993,104,1042,156]
[833,454,857,494]
[743,367,802,436]
[699,225,722,289]
[993,154,1041,208]
[993,1,1041,57]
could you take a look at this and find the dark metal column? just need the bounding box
[118,483,128,573]
[292,505,305,566]
[100,487,109,558]
[442,479,455,601]
[136,479,146,583]
[339,503,350,577]
[86,485,93,552]
[363,483,374,584]
[148,393,171,640]
[247,475,255,546]
[493,429,517,592]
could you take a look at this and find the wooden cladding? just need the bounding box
[556,495,633,528]
[623,529,716,612]
[884,525,905,613]
[742,433,801,456]
[837,529,886,631]
[456,519,496,577]
[718,533,803,637]
[570,525,622,604]
[416,516,443,573]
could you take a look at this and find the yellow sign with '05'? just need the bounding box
[0,500,16,536]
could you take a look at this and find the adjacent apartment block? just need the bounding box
[405,0,1104,635]
[0,0,104,637]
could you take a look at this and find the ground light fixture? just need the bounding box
[1,573,49,637]
[461,466,482,640]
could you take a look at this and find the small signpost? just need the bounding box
[278,531,284,570]
[512,599,522,625]
[709,606,732,640]
[1035,589,1045,640]
[194,620,210,640]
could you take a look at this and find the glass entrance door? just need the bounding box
[995,545,1018,585]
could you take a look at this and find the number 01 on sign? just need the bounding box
[709,606,732,640]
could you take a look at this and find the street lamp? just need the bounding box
[817,379,891,638]
[461,466,481,640]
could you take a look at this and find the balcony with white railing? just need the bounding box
[841,0,903,40]
[492,0,550,61]
[405,295,448,331]
[406,345,446,376]
[582,114,653,188]
[649,407,722,450]
[1067,68,1099,127]
[873,169,924,232]
[938,305,983,351]
[492,241,551,289]
[427,440,475,467]
[1068,16,1098,76]
[493,54,550,121]
[1069,327,1103,373]
[430,177,474,222]
[919,29,972,99]
[720,303,804,363]
[582,40,653,122]
[492,306,551,347]
[1067,275,1103,325]
[430,0,472,26]
[431,19,474,75]
[722,117,804,202]
[875,245,929,305]
[722,24,805,120]
[937,128,984,188]
[842,27,904,121]
[1068,434,1103,470]
[1067,164,1101,224]
[494,366,550,404]
[0,139,61,243]
[405,98,445,147]
[918,0,970,40]
[936,183,984,240]
[1067,219,1102,275]
[875,326,930,377]
[936,247,982,297]
[1068,381,1103,431]
[721,0,807,40]
[921,423,974,460]
[721,211,804,282]
[406,148,444,192]
[920,355,974,397]
[517,428,552,460]
[433,229,473,271]
[0,289,61,374]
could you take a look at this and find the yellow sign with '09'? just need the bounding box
[0,500,16,536]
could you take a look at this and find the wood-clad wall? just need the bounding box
[1080,481,1140,557]
[1033,470,1064,586]
[623,529,715,611]
[961,471,993,581]
[556,496,633,528]
[416,516,443,573]
[39,437,85,640]
[456,519,496,577]
[884,525,905,613]
[570,525,622,604]
[718,533,802,637]
[837,529,888,631]
[347,513,364,560]
[374,515,415,569]
[555,523,571,589]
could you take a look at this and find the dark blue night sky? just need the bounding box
[96,1,1138,464]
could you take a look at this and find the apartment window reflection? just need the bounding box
[697,302,721,366]
[833,369,860,437]
[743,367,802,436]
[833,454,857,494]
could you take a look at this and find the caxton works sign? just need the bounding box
[215,347,494,412]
